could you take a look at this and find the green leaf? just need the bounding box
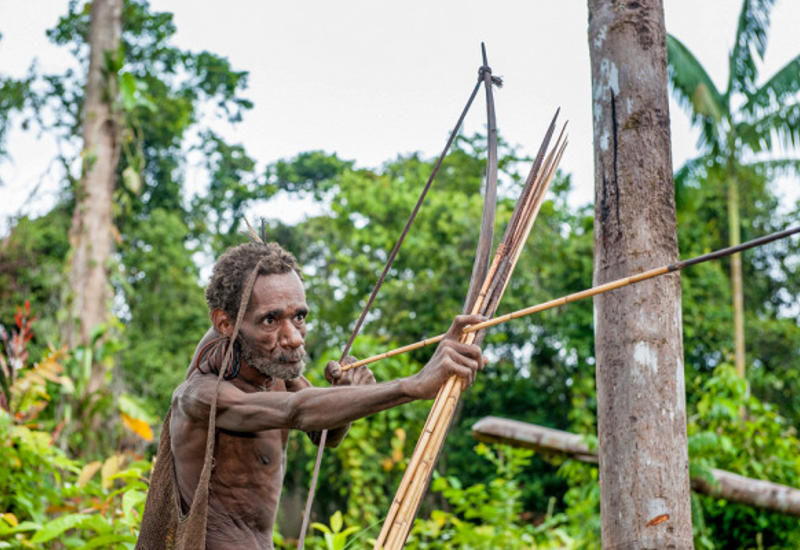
[311,522,332,535]
[77,533,137,550]
[122,488,146,518]
[0,520,40,536]
[330,510,343,533]
[31,513,93,543]
[728,0,776,95]
[120,72,136,111]
[744,53,800,112]
[666,34,725,126]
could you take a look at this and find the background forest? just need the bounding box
[1,1,799,548]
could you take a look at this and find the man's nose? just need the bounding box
[279,320,304,349]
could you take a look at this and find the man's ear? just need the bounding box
[211,309,234,337]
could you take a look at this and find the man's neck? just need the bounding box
[233,361,274,392]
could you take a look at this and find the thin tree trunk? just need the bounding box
[67,0,122,394]
[727,180,746,378]
[472,417,800,518]
[587,0,693,547]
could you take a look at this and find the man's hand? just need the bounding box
[326,356,376,386]
[406,314,486,399]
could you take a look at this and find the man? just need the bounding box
[137,241,484,549]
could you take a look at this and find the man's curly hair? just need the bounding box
[205,242,302,318]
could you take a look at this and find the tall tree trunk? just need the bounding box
[587,1,693,547]
[727,179,746,378]
[67,0,122,394]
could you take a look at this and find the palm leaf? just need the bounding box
[666,34,726,144]
[727,0,776,96]
[743,53,800,113]
[737,102,800,152]
[746,158,800,179]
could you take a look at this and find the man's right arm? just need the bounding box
[175,314,484,434]
[175,373,416,434]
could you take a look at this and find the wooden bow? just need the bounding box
[373,98,567,549]
[296,45,500,547]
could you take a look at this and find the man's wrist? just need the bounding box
[398,375,419,400]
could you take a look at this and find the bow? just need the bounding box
[296,44,502,547]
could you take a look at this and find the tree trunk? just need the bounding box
[472,417,800,518]
[587,1,693,547]
[727,180,746,378]
[67,0,123,394]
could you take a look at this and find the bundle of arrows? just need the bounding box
[373,111,568,549]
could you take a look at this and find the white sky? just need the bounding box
[1,1,799,234]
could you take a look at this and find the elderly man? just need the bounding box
[137,241,484,549]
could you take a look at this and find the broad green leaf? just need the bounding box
[311,522,332,535]
[120,72,136,111]
[122,488,146,518]
[30,513,92,543]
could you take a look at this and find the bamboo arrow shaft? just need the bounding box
[343,225,800,372]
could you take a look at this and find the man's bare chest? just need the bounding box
[213,428,288,484]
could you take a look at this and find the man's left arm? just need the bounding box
[285,358,375,447]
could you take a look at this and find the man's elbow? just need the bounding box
[325,425,351,448]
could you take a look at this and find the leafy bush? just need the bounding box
[0,303,153,548]
[688,364,800,549]
[408,444,573,549]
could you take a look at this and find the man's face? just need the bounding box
[237,271,309,380]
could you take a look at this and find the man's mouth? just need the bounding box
[275,350,305,364]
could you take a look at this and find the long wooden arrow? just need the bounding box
[343,225,800,372]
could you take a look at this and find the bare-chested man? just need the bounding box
[143,242,484,549]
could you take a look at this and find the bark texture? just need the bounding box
[587,0,693,547]
[472,417,800,518]
[68,0,122,393]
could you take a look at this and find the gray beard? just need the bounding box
[239,336,306,380]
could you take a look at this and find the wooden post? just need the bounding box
[587,0,693,546]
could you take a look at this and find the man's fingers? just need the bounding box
[443,341,483,363]
[445,314,486,340]
[354,366,376,385]
[325,360,343,384]
[440,348,480,389]
[448,362,475,391]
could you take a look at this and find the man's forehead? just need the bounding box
[250,271,306,309]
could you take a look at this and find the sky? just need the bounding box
[1,1,799,234]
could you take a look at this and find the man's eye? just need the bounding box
[263,315,275,325]
[294,312,307,322]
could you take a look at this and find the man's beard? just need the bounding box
[239,334,306,380]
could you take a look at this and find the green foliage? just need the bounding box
[408,444,573,549]
[117,208,208,414]
[0,207,72,349]
[272,140,594,525]
[688,364,800,548]
[668,0,800,424]
[0,311,150,548]
[310,511,361,550]
[557,364,800,549]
